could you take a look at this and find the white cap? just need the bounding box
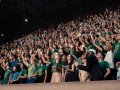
[89,49,96,55]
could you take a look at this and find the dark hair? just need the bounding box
[86,52,99,65]
[14,65,20,72]
[20,63,27,70]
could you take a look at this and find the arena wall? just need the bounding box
[0,80,120,90]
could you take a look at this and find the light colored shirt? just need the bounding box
[104,50,114,69]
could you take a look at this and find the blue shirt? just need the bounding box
[12,72,19,81]
[10,60,19,68]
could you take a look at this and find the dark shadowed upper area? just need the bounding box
[0,0,120,44]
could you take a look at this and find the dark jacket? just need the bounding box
[77,53,103,81]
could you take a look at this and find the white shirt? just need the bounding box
[104,50,114,69]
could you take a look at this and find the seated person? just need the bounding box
[9,65,20,84]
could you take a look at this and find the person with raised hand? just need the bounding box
[22,53,38,83]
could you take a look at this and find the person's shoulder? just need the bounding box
[8,70,13,74]
[103,60,108,63]
[16,72,19,74]
[103,60,109,65]
[23,69,27,72]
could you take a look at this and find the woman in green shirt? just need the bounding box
[23,55,38,83]
[2,64,12,84]
[37,60,47,83]
[41,52,64,83]
[50,53,64,83]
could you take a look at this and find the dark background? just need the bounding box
[0,0,120,44]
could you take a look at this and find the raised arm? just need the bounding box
[22,56,29,67]
[90,32,103,52]
[41,55,51,64]
[97,32,106,42]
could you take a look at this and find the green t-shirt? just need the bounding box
[78,58,82,65]
[61,60,67,67]
[19,69,27,76]
[114,43,120,59]
[35,59,39,64]
[3,70,12,84]
[28,64,37,78]
[50,59,62,72]
[70,48,76,56]
[37,65,47,76]
[99,60,110,75]
[18,59,23,64]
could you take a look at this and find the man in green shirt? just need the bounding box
[114,34,120,63]
[114,34,120,80]
[96,51,111,80]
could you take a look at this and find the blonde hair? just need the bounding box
[106,42,112,50]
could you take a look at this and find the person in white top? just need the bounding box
[104,42,115,80]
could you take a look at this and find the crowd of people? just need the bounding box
[0,7,120,84]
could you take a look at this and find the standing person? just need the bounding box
[2,64,12,84]
[9,65,20,84]
[104,42,115,80]
[60,54,67,81]
[18,63,27,84]
[61,54,68,68]
[78,52,90,82]
[65,54,75,82]
[37,60,47,83]
[113,34,120,79]
[114,34,120,64]
[96,51,111,80]
[50,53,64,83]
[92,33,115,80]
[74,52,104,81]
[38,49,64,83]
[9,55,19,68]
[23,56,38,83]
[44,54,52,83]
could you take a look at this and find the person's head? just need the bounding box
[20,63,24,69]
[13,66,17,72]
[6,64,10,70]
[9,54,14,60]
[45,54,50,60]
[38,60,44,65]
[61,54,67,61]
[59,49,64,55]
[116,34,120,42]
[96,51,103,60]
[86,51,99,64]
[17,53,21,58]
[53,52,60,60]
[105,43,112,51]
[81,52,87,60]
[13,65,19,72]
[67,54,74,62]
[82,59,86,64]
[20,63,26,70]
[31,54,36,60]
[58,45,63,49]
[30,58,35,65]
